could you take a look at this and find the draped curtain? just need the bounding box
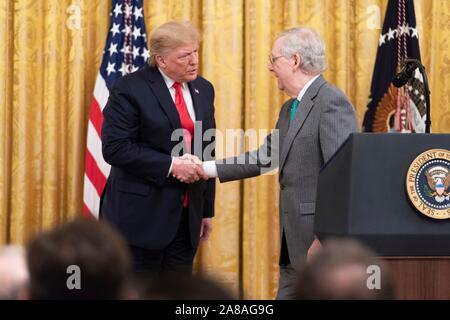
[1,0,449,299]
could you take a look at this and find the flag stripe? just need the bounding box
[86,121,111,178]
[88,98,104,138]
[83,173,101,218]
[85,148,107,196]
[93,74,109,111]
[83,203,90,216]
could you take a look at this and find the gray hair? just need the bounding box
[277,27,327,74]
[148,21,201,67]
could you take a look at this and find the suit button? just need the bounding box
[280,184,285,190]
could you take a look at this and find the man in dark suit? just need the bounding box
[202,27,359,299]
[101,21,216,277]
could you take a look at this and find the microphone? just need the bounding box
[392,59,420,88]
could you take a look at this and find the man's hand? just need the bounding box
[171,154,207,183]
[307,237,322,263]
[199,218,212,242]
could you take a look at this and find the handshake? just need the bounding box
[171,154,209,183]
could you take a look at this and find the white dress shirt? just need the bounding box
[159,69,196,176]
[159,69,196,122]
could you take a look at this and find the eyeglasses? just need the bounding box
[268,54,285,65]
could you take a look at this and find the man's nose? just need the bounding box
[190,53,199,64]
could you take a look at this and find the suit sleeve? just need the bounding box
[319,91,359,163]
[202,83,216,218]
[102,80,172,185]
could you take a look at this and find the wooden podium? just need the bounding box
[314,133,450,300]
[384,257,450,299]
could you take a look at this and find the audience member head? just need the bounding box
[296,238,394,300]
[137,273,235,300]
[26,218,132,299]
[0,245,29,299]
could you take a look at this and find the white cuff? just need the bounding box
[203,161,218,178]
[167,157,174,177]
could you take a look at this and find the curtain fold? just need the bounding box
[1,0,449,299]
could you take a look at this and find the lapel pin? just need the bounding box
[194,88,199,94]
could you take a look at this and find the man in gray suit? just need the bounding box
[199,27,359,299]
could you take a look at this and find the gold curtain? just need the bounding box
[1,0,449,299]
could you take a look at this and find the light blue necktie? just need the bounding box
[290,99,299,122]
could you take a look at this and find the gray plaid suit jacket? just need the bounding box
[216,75,359,266]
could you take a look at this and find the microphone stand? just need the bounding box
[416,62,431,133]
[403,59,431,133]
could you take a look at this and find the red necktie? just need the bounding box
[173,82,195,207]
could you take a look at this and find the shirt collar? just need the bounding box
[158,68,187,90]
[296,74,320,101]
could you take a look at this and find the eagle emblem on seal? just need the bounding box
[426,166,450,203]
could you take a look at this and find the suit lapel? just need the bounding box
[146,66,181,130]
[277,101,291,151]
[188,81,203,123]
[279,75,326,170]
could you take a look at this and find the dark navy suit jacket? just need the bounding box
[101,65,216,250]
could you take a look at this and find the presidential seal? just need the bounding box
[406,149,450,219]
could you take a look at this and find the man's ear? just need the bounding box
[293,53,301,70]
[155,55,165,69]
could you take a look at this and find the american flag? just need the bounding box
[83,0,149,218]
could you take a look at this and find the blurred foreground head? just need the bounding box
[0,246,29,299]
[296,238,394,300]
[137,273,235,300]
[27,218,132,299]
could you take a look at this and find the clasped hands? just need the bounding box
[171,154,208,183]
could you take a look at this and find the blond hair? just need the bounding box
[148,21,201,67]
